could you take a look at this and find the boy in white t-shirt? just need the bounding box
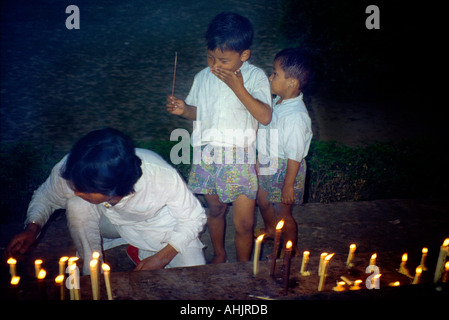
[257,48,313,255]
[167,12,272,263]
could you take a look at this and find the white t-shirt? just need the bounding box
[185,61,272,151]
[258,94,313,167]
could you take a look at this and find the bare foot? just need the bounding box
[256,227,275,240]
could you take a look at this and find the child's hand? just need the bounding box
[166,94,186,116]
[281,185,295,205]
[210,67,244,92]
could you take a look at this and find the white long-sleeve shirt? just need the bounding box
[25,148,207,254]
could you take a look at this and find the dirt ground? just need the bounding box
[1,198,447,292]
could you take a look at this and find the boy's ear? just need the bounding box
[289,78,300,89]
[240,49,251,62]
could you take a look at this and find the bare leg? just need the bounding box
[232,194,256,261]
[204,194,228,263]
[256,188,277,238]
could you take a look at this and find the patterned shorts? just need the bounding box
[258,158,307,205]
[188,146,258,203]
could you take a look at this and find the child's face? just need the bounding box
[269,59,290,97]
[207,48,249,73]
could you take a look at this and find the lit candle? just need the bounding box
[412,266,422,284]
[350,279,362,290]
[59,256,68,276]
[419,247,428,271]
[90,259,100,300]
[10,276,20,286]
[318,253,334,291]
[346,244,356,268]
[398,253,412,278]
[442,261,449,283]
[102,263,113,300]
[332,281,346,292]
[433,238,449,283]
[253,234,264,276]
[270,220,284,276]
[318,252,328,275]
[369,253,377,266]
[37,269,47,300]
[55,275,65,300]
[300,251,310,276]
[371,274,381,289]
[283,241,293,295]
[389,281,400,287]
[7,258,17,278]
[34,259,43,278]
[69,262,80,300]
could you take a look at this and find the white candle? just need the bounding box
[398,253,412,278]
[7,258,17,278]
[59,257,68,276]
[369,253,377,266]
[55,275,65,300]
[69,262,80,300]
[253,234,264,276]
[300,251,310,276]
[350,279,362,290]
[102,263,113,300]
[318,252,328,275]
[434,238,449,283]
[442,261,449,283]
[412,266,422,284]
[419,247,428,271]
[90,259,100,300]
[346,244,356,268]
[34,259,43,278]
[318,253,334,291]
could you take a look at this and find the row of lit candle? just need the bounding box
[253,234,449,294]
[7,252,113,300]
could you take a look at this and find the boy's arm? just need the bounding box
[281,159,301,205]
[166,95,197,120]
[211,68,271,125]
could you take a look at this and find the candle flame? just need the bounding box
[256,234,265,241]
[325,253,335,261]
[422,247,428,254]
[55,275,64,284]
[10,276,20,285]
[350,244,356,250]
[276,220,284,230]
[90,259,98,268]
[371,253,377,260]
[392,281,400,286]
[68,257,79,263]
[7,258,17,265]
[401,253,408,262]
[35,259,43,265]
[286,240,293,249]
[59,256,69,262]
[445,261,449,270]
[303,251,310,256]
[37,269,46,280]
[92,251,100,260]
[373,274,381,280]
[354,280,362,286]
[443,238,449,247]
[415,266,422,274]
[102,263,111,272]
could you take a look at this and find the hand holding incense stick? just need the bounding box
[171,52,178,97]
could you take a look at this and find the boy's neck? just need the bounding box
[276,91,301,105]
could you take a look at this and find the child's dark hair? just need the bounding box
[275,48,313,91]
[60,128,142,197]
[205,12,253,53]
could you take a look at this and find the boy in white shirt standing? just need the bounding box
[257,48,313,255]
[167,12,272,263]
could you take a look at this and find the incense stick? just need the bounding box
[171,51,178,97]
